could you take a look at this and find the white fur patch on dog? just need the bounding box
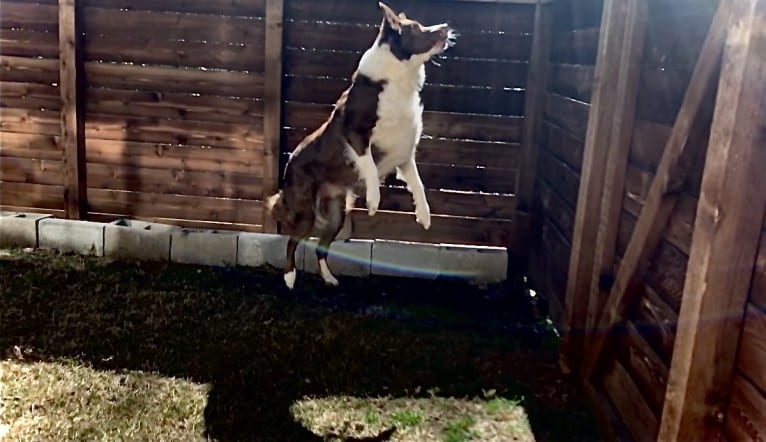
[284,269,296,289]
[319,259,339,286]
[357,44,424,180]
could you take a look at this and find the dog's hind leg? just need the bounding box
[315,196,345,286]
[283,216,314,290]
[396,156,431,230]
[284,237,300,289]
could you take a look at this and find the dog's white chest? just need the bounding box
[356,44,427,178]
[370,80,423,176]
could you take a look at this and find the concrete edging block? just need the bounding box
[3,214,510,284]
[371,240,440,279]
[237,232,293,268]
[38,218,105,256]
[104,219,178,262]
[302,239,372,277]
[439,244,507,284]
[0,212,52,248]
[171,228,238,267]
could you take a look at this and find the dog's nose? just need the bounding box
[438,26,450,38]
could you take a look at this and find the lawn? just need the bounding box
[0,248,601,441]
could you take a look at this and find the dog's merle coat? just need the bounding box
[267,2,456,289]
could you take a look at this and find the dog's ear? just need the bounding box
[379,2,401,32]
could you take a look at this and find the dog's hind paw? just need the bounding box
[319,259,339,286]
[323,274,339,286]
[283,270,296,289]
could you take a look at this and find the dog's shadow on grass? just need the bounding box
[0,253,597,441]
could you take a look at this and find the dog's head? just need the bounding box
[376,2,457,63]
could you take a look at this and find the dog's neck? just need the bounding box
[356,43,426,92]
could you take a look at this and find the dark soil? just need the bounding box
[0,249,601,441]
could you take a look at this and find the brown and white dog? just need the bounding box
[267,2,456,289]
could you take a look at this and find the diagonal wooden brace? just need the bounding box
[580,0,733,380]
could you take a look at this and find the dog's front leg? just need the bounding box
[396,156,431,230]
[346,143,380,216]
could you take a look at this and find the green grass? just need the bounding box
[363,404,381,426]
[484,396,521,414]
[443,416,478,442]
[390,409,423,427]
[0,249,602,441]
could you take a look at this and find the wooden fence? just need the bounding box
[525,0,766,440]
[0,0,536,249]
[5,0,766,440]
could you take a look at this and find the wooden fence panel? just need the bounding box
[0,0,532,248]
[79,0,268,230]
[571,4,720,437]
[0,1,64,215]
[528,0,604,332]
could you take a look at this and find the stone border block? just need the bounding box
[171,228,238,267]
[104,219,178,262]
[38,218,105,256]
[371,240,440,279]
[0,212,52,248]
[439,244,507,284]
[237,232,293,268]
[302,239,372,277]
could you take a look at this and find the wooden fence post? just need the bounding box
[581,0,732,379]
[515,0,552,236]
[558,0,632,374]
[583,0,648,357]
[658,0,766,438]
[262,0,284,233]
[59,0,86,219]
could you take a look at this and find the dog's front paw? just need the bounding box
[416,204,431,230]
[283,270,296,289]
[366,187,380,216]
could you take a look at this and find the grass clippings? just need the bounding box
[0,248,601,441]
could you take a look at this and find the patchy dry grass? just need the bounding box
[0,248,601,441]
[0,359,208,441]
[291,393,532,441]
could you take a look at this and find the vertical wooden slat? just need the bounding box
[516,0,553,220]
[581,0,732,379]
[59,0,86,219]
[558,0,628,374]
[513,0,552,262]
[584,0,648,353]
[262,0,284,233]
[658,0,766,439]
[582,379,632,441]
